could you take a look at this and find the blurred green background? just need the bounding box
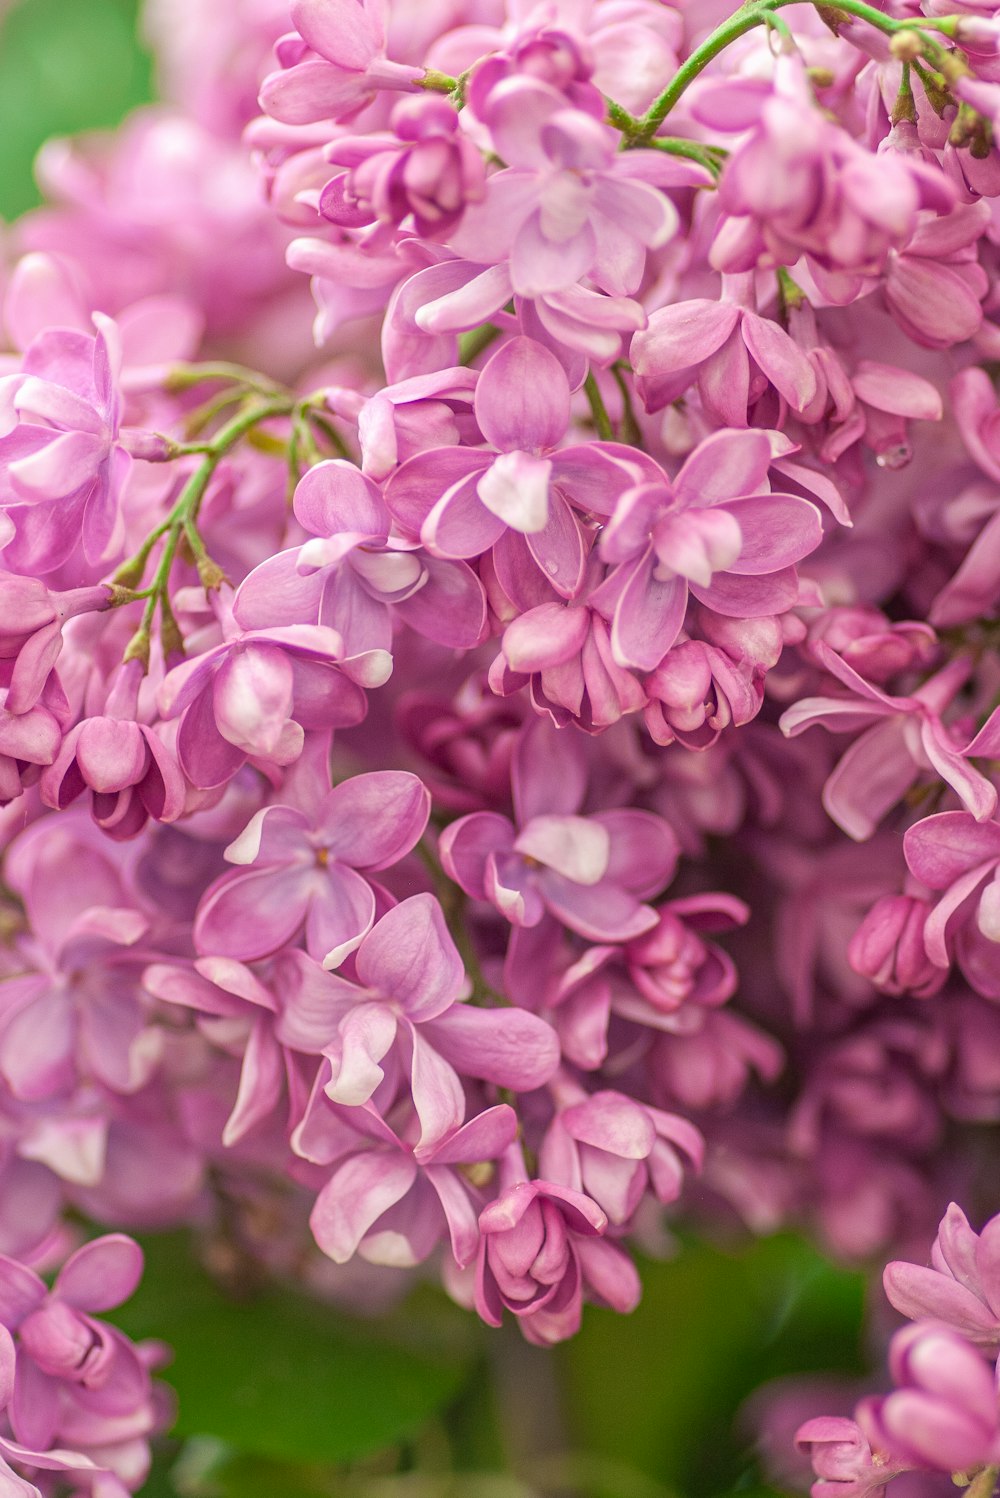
[0,2,871,1493]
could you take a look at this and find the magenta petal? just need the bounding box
[502,602,589,673]
[526,487,586,598]
[689,566,800,616]
[419,1105,519,1166]
[514,815,610,885]
[903,812,1000,888]
[423,1004,560,1090]
[741,312,817,411]
[439,813,515,901]
[423,1165,480,1269]
[326,1002,397,1104]
[721,494,823,573]
[293,459,388,539]
[673,428,773,508]
[306,864,377,968]
[423,471,505,558]
[475,337,570,454]
[593,810,678,896]
[310,1152,418,1264]
[54,1234,142,1312]
[409,1028,465,1148]
[883,1262,999,1343]
[610,551,687,672]
[195,867,313,960]
[0,1257,44,1327]
[224,1018,285,1145]
[540,871,657,941]
[822,719,915,841]
[394,557,486,648]
[291,0,381,69]
[320,771,430,870]
[355,894,466,1020]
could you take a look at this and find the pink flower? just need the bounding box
[234,458,486,657]
[440,719,677,943]
[447,76,683,300]
[857,1322,1000,1474]
[194,769,431,965]
[630,281,818,427]
[0,1235,158,1478]
[0,318,131,575]
[795,1416,907,1498]
[475,1155,640,1345]
[780,647,1000,841]
[258,0,422,126]
[321,96,486,238]
[904,811,1000,998]
[884,1203,1000,1351]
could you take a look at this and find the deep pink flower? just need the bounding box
[857,1322,1000,1473]
[781,647,1000,841]
[884,1203,1000,1351]
[474,1152,640,1345]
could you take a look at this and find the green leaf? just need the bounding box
[0,0,153,220]
[557,1233,866,1497]
[111,1234,472,1466]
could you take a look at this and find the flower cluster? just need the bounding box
[3,0,1000,1464]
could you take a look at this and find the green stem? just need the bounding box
[117,396,294,665]
[962,1468,999,1498]
[611,364,642,446]
[645,136,727,175]
[164,361,287,397]
[584,371,614,441]
[459,322,502,365]
[609,0,967,140]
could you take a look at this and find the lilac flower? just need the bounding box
[904,812,1000,999]
[279,891,559,1146]
[40,663,185,841]
[0,675,64,807]
[0,318,131,574]
[308,1106,519,1270]
[702,55,956,295]
[780,647,1000,841]
[848,895,945,1000]
[0,579,111,715]
[158,609,372,790]
[440,719,677,943]
[474,1146,640,1345]
[0,1235,157,1478]
[258,0,423,126]
[884,1204,1000,1351]
[321,96,486,238]
[446,77,683,300]
[630,279,818,426]
[857,1322,1000,1474]
[194,769,431,965]
[592,428,822,674]
[385,335,637,598]
[796,1416,909,1498]
[233,458,487,657]
[539,1085,703,1225]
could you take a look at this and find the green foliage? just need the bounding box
[558,1233,867,1497]
[111,1234,473,1467]
[0,0,152,220]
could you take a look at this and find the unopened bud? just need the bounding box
[889,31,925,62]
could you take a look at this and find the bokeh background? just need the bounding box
[0,4,874,1493]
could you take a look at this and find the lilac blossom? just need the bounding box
[439,720,677,943]
[194,769,431,965]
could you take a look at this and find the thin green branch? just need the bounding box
[584,371,614,441]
